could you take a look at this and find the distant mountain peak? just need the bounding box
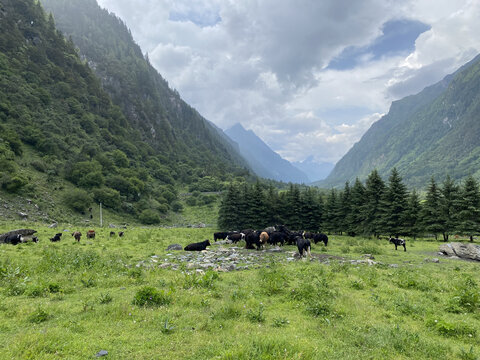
[225,124,309,183]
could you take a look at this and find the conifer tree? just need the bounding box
[421,177,444,240]
[440,175,459,241]
[456,176,480,242]
[339,182,352,235]
[285,184,302,229]
[404,189,421,239]
[347,178,366,236]
[362,169,385,237]
[265,184,281,226]
[381,168,409,237]
[218,183,241,230]
[301,187,322,231]
[324,189,341,233]
[250,181,268,229]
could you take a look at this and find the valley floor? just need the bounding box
[0,224,479,359]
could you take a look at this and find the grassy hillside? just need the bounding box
[322,54,480,188]
[0,224,479,359]
[0,0,250,224]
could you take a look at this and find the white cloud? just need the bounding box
[97,0,480,164]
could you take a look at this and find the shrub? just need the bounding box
[93,187,121,209]
[185,197,197,206]
[171,201,183,212]
[63,188,92,212]
[133,286,172,307]
[2,175,28,193]
[139,209,160,225]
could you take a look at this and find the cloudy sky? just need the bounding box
[97,0,480,165]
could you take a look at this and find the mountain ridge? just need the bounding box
[319,53,480,188]
[225,123,309,184]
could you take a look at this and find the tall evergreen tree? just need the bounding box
[404,189,421,239]
[347,178,366,236]
[285,184,302,229]
[381,168,409,237]
[300,187,322,231]
[324,189,341,234]
[265,184,282,226]
[457,176,480,242]
[440,175,460,241]
[421,177,444,240]
[362,169,385,237]
[218,183,241,230]
[250,181,268,229]
[339,182,352,235]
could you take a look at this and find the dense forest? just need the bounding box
[322,53,480,188]
[219,169,480,242]
[0,0,252,223]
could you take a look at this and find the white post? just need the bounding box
[100,202,103,227]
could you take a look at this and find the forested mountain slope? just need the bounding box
[0,0,248,224]
[321,54,480,188]
[40,0,249,176]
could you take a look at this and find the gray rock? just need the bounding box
[95,350,108,357]
[166,244,183,251]
[439,242,480,261]
[48,223,58,228]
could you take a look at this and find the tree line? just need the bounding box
[218,169,480,241]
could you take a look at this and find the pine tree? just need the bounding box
[347,178,366,236]
[404,189,421,239]
[250,181,268,229]
[324,189,341,234]
[421,177,444,240]
[339,182,352,235]
[362,169,385,237]
[381,168,409,237]
[301,187,322,231]
[218,183,241,230]
[456,176,480,242]
[265,184,281,226]
[440,175,459,241]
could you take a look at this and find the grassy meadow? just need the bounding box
[0,223,479,359]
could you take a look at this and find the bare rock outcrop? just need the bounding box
[439,242,480,261]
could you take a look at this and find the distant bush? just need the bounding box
[93,187,121,208]
[63,188,92,212]
[139,209,160,225]
[185,197,197,206]
[1,174,28,193]
[171,201,183,212]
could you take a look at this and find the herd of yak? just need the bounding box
[184,225,330,258]
[184,225,407,256]
[1,224,406,258]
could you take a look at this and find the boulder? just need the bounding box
[439,243,480,261]
[166,244,182,251]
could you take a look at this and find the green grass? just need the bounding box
[0,224,479,359]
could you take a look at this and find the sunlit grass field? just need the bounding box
[0,222,479,359]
